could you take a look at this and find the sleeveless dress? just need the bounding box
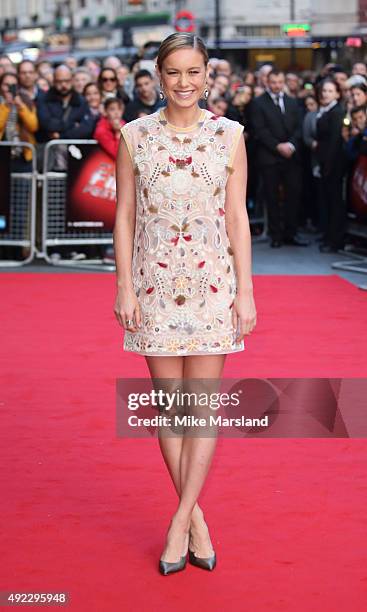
[120,107,245,356]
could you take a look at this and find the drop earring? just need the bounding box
[159,84,165,101]
[204,86,209,100]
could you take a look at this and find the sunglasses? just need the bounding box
[102,76,117,82]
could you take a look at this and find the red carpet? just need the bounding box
[1,273,366,611]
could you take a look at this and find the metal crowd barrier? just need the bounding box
[39,139,115,271]
[0,138,266,269]
[0,142,37,267]
[331,219,367,282]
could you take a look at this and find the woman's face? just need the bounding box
[85,84,101,108]
[351,87,367,107]
[254,85,264,97]
[321,82,339,105]
[210,99,228,116]
[305,97,317,113]
[241,85,252,105]
[157,48,208,110]
[244,72,255,86]
[233,87,251,107]
[73,72,91,94]
[117,65,129,86]
[100,70,118,92]
[36,77,50,92]
[213,75,229,95]
[1,74,17,97]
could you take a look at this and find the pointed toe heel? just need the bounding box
[159,554,187,575]
[188,548,216,571]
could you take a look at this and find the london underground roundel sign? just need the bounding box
[175,10,195,32]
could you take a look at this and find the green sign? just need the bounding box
[282,23,310,32]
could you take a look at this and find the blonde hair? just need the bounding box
[156,33,209,71]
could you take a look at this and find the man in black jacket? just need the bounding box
[36,64,96,171]
[36,64,95,142]
[252,69,309,247]
[123,69,164,122]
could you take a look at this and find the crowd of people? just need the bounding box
[1,50,367,259]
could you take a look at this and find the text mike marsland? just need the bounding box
[128,415,269,428]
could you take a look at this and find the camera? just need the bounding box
[8,84,18,97]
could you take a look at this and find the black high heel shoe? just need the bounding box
[159,532,189,576]
[188,530,216,571]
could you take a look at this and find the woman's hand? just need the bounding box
[232,290,257,343]
[3,88,14,106]
[114,287,142,332]
[13,95,25,109]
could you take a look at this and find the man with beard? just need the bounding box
[36,64,95,173]
[36,64,95,143]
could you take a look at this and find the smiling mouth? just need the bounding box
[175,90,194,97]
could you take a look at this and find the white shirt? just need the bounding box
[268,90,286,114]
[316,99,338,120]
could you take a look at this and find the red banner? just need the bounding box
[350,155,367,222]
[66,145,116,232]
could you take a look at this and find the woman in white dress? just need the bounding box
[114,32,257,575]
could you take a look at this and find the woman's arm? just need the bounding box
[17,101,39,133]
[0,103,11,133]
[225,136,257,339]
[114,135,136,290]
[113,134,141,331]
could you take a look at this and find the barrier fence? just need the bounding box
[1,139,367,277]
[0,142,37,267]
[40,139,115,271]
[0,138,266,270]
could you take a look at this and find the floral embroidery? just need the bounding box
[120,109,245,356]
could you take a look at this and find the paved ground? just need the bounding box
[1,232,367,290]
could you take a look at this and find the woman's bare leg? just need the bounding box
[145,355,207,562]
[177,354,226,556]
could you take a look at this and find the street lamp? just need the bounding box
[290,0,296,67]
[215,0,221,57]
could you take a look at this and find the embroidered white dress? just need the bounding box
[120,107,245,356]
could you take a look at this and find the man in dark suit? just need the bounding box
[252,69,310,247]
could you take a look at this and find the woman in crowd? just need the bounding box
[72,67,92,95]
[232,85,257,213]
[302,94,320,231]
[0,71,38,172]
[36,77,50,93]
[350,82,367,108]
[314,78,347,252]
[207,94,228,117]
[82,58,101,82]
[232,85,253,125]
[243,70,256,87]
[36,60,54,85]
[83,82,103,119]
[0,70,38,260]
[97,67,130,105]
